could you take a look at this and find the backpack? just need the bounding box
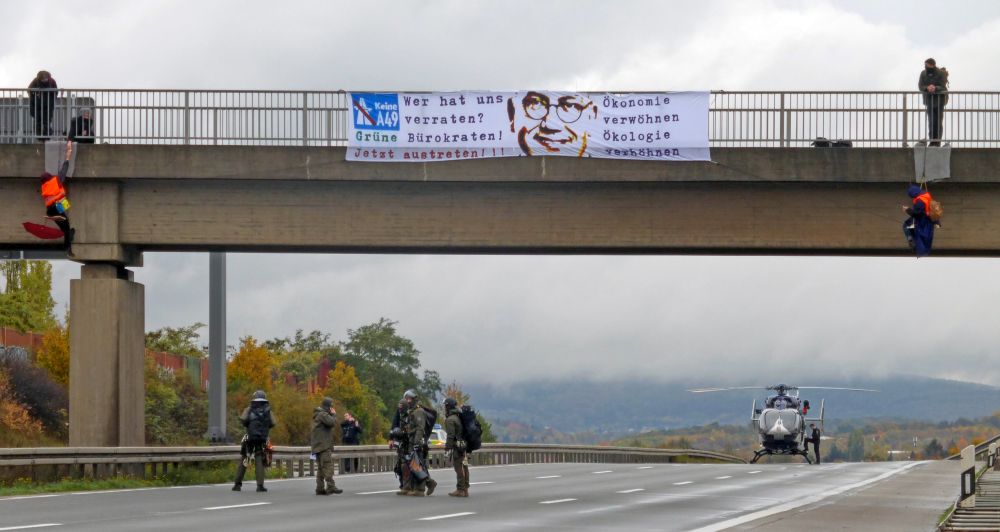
[420,405,437,440]
[928,199,943,222]
[458,405,483,452]
[247,404,271,441]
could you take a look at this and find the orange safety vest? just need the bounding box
[913,191,932,213]
[40,175,67,207]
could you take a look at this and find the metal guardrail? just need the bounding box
[1,89,998,147]
[940,443,1000,531]
[946,434,1000,461]
[0,443,744,482]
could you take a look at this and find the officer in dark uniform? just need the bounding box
[806,423,822,464]
[444,397,470,497]
[233,390,277,492]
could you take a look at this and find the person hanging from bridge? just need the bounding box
[902,184,941,257]
[311,397,343,495]
[233,390,277,492]
[38,141,76,255]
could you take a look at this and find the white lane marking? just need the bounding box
[71,488,159,495]
[418,512,476,521]
[748,470,762,474]
[203,502,271,511]
[0,526,62,531]
[356,489,400,495]
[540,498,577,504]
[469,481,494,485]
[535,475,561,479]
[617,488,645,494]
[715,476,732,480]
[673,481,693,485]
[636,466,654,469]
[0,495,62,501]
[578,504,624,514]
[686,461,926,532]
[592,470,613,474]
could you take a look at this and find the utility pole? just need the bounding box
[204,252,227,442]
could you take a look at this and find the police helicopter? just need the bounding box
[688,384,877,464]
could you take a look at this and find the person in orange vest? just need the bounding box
[39,141,75,253]
[902,184,939,257]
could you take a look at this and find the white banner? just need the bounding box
[347,91,709,162]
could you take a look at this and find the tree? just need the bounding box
[443,380,496,443]
[228,337,275,392]
[144,353,208,445]
[341,318,438,418]
[36,323,70,388]
[0,260,56,333]
[322,361,386,444]
[847,429,865,461]
[145,323,206,358]
[923,438,945,459]
[0,366,45,445]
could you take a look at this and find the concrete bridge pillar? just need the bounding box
[68,264,145,446]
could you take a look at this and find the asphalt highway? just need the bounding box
[0,461,952,531]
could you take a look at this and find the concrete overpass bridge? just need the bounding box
[1,89,999,449]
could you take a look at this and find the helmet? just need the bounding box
[402,389,418,401]
[443,397,458,410]
[321,397,333,409]
[252,390,267,402]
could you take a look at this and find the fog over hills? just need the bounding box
[464,375,1000,438]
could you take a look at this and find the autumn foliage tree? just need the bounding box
[228,336,274,392]
[322,361,385,444]
[36,323,70,388]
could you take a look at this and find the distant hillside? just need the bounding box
[464,375,1000,441]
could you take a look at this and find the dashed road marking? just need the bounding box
[540,498,577,504]
[673,481,693,485]
[592,470,613,474]
[0,495,61,501]
[617,488,645,494]
[356,489,400,495]
[535,475,561,479]
[715,476,732,480]
[418,512,476,521]
[636,466,654,469]
[748,470,762,474]
[0,526,62,531]
[469,481,494,485]
[203,502,271,511]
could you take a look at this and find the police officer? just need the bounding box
[808,424,822,464]
[311,397,343,495]
[389,400,408,490]
[399,389,437,496]
[233,390,277,492]
[444,397,470,497]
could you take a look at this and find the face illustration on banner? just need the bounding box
[507,91,599,156]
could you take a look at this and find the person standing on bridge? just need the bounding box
[233,390,277,492]
[38,141,75,254]
[28,70,57,141]
[340,411,362,473]
[311,397,343,495]
[444,397,470,497]
[919,58,949,146]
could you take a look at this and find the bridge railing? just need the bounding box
[2,89,999,148]
[0,443,744,483]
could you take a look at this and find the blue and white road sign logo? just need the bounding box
[351,93,400,131]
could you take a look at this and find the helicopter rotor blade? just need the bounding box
[688,386,768,393]
[795,387,879,392]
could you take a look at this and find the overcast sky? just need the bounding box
[3,0,999,387]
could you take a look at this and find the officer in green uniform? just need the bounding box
[399,389,437,496]
[233,390,277,492]
[444,397,470,497]
[311,397,343,495]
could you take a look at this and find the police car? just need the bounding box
[428,424,447,446]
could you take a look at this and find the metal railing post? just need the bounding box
[779,93,786,147]
[902,95,908,147]
[183,91,190,144]
[302,92,308,146]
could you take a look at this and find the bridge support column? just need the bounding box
[69,264,145,447]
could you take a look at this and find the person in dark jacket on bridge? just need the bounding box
[902,184,940,257]
[28,71,57,141]
[805,423,822,464]
[919,58,949,146]
[234,390,277,492]
[68,108,95,144]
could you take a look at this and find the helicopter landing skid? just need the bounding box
[750,449,814,464]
